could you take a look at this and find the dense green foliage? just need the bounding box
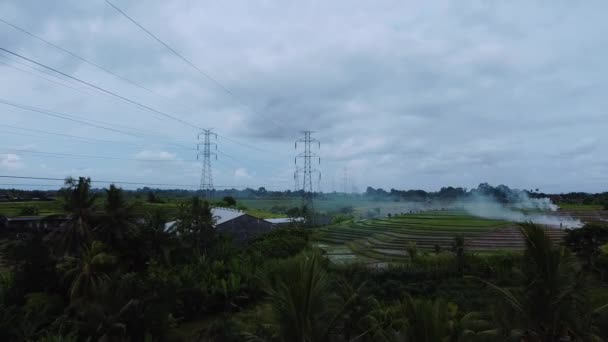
[1,179,608,341]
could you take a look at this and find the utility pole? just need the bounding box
[197,129,217,198]
[295,131,320,225]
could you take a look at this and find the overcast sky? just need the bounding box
[0,0,607,193]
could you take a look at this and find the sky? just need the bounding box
[0,0,607,193]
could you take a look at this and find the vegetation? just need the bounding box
[0,179,607,341]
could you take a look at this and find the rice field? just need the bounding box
[314,210,567,263]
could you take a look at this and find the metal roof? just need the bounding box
[164,207,246,231]
[264,217,303,224]
[213,207,246,225]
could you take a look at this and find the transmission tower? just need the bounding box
[197,129,217,198]
[295,131,321,223]
[342,166,349,194]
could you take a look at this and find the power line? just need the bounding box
[103,0,233,97]
[0,175,287,190]
[0,16,204,117]
[0,99,194,150]
[104,0,287,131]
[0,47,202,130]
[0,147,185,163]
[0,124,193,151]
[0,58,91,95]
[0,47,276,157]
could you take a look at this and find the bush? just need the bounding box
[222,196,237,207]
[18,206,39,216]
[247,228,310,259]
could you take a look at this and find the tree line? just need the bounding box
[0,177,607,341]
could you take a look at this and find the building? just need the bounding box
[165,207,273,243]
[0,215,68,232]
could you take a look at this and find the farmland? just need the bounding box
[314,210,568,263]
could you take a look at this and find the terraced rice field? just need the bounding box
[315,210,567,263]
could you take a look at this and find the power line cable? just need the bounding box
[0,99,194,150]
[0,58,91,95]
[104,0,287,131]
[0,147,188,163]
[0,47,202,130]
[0,16,204,117]
[0,124,194,150]
[0,46,277,158]
[0,175,286,189]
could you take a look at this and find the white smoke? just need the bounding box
[461,191,582,228]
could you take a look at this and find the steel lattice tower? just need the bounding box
[342,166,349,194]
[295,131,321,224]
[197,129,217,197]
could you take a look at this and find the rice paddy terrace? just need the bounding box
[315,210,567,263]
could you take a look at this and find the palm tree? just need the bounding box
[451,235,467,275]
[58,240,116,301]
[480,223,608,341]
[141,209,175,264]
[398,296,452,342]
[50,177,97,256]
[94,184,138,250]
[175,196,216,255]
[248,251,355,342]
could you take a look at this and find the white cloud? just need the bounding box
[134,150,177,161]
[234,167,253,180]
[0,154,25,171]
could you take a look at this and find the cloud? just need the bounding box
[0,154,25,171]
[234,167,253,180]
[134,150,177,161]
[1,1,607,192]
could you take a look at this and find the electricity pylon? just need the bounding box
[295,131,321,225]
[197,129,217,198]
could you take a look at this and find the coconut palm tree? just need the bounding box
[398,296,452,342]
[50,177,97,256]
[175,196,216,255]
[94,184,138,250]
[247,251,356,342]
[480,223,608,341]
[141,209,175,265]
[58,241,116,301]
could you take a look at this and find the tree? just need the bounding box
[399,296,452,342]
[18,206,39,216]
[141,209,175,264]
[175,197,216,255]
[57,241,116,301]
[251,251,354,342]
[147,191,163,204]
[222,196,237,207]
[406,242,417,262]
[94,185,138,250]
[479,223,608,340]
[564,224,608,269]
[451,235,466,274]
[50,177,97,256]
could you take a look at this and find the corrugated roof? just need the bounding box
[213,207,246,225]
[164,207,246,231]
[264,217,303,224]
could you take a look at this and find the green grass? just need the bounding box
[239,198,416,215]
[0,199,280,220]
[0,201,63,216]
[314,211,514,263]
[558,203,604,211]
